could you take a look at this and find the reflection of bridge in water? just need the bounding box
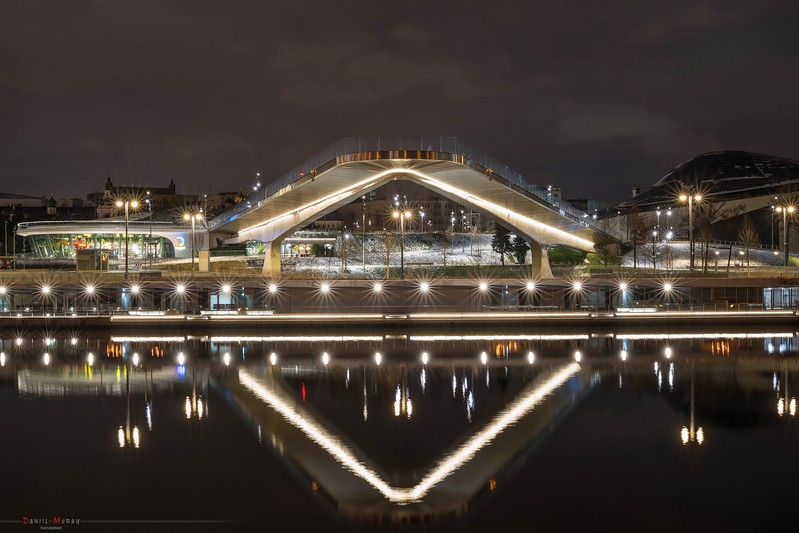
[14,366,205,397]
[226,363,590,519]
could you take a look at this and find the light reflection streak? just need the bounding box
[669,363,674,391]
[238,363,580,503]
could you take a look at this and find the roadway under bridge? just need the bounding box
[208,135,619,276]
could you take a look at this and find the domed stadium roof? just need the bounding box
[615,151,799,210]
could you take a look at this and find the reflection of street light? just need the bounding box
[777,360,796,417]
[118,364,140,448]
[183,212,203,273]
[392,210,411,278]
[115,199,139,276]
[776,205,795,267]
[185,368,206,420]
[679,193,702,271]
[681,364,704,446]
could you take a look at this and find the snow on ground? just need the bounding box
[620,242,787,269]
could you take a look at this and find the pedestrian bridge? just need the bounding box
[208,135,618,275]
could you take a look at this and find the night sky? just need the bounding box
[1,0,798,203]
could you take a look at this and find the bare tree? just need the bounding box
[737,214,761,271]
[380,231,398,279]
[694,202,745,273]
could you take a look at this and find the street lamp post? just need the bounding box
[362,196,366,271]
[393,210,411,278]
[776,205,795,267]
[116,199,139,276]
[656,207,661,239]
[183,212,202,273]
[146,192,153,271]
[679,193,702,271]
[771,204,776,250]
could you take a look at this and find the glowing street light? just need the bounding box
[116,198,139,276]
[776,205,795,267]
[392,210,412,278]
[183,211,203,273]
[678,193,702,271]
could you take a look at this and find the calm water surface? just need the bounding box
[1,326,798,532]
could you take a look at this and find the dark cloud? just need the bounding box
[1,0,798,202]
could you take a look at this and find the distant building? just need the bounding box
[87,177,202,218]
[0,192,44,208]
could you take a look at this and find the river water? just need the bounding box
[1,326,797,531]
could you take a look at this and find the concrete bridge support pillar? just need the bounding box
[262,240,282,276]
[530,243,553,279]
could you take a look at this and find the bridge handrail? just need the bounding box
[208,134,609,236]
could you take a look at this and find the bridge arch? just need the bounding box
[226,168,591,276]
[208,139,618,276]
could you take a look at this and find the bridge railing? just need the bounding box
[208,135,611,237]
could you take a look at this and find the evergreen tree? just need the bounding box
[491,225,512,265]
[510,236,531,265]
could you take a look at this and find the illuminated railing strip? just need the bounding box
[238,362,580,503]
[237,168,596,250]
[212,335,383,342]
[407,312,591,319]
[111,336,187,342]
[617,310,796,318]
[615,332,795,340]
[238,169,400,237]
[409,334,590,341]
